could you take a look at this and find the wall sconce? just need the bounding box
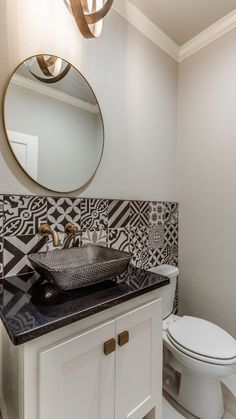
[64,0,113,39]
[25,55,71,83]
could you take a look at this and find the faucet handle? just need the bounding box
[65,223,78,247]
[64,223,78,235]
[38,224,51,236]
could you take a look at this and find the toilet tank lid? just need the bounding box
[148,264,179,279]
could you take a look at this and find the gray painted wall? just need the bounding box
[178,28,236,337]
[0,0,178,201]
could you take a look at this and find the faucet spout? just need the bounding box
[38,224,60,247]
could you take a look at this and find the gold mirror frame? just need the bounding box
[3,54,105,193]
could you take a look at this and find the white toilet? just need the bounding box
[148,264,236,419]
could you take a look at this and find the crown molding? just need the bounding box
[179,9,236,61]
[113,0,179,61]
[12,74,99,114]
[113,2,236,63]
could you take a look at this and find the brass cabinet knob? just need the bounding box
[118,330,129,347]
[104,338,116,356]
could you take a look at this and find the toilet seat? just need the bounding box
[167,316,236,366]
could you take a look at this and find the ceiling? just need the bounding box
[129,0,236,45]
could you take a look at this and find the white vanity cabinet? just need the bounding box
[2,294,162,419]
[39,300,162,419]
[115,301,161,419]
[39,320,116,419]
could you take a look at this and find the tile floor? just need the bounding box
[163,375,236,418]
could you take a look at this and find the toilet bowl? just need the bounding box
[148,265,236,419]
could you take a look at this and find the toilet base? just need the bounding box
[164,366,224,419]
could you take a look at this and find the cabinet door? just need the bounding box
[115,299,162,419]
[38,320,115,419]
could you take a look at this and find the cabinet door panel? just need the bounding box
[115,299,162,419]
[38,320,115,419]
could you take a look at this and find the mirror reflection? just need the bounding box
[4,55,104,192]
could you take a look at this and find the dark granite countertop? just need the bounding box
[0,266,169,345]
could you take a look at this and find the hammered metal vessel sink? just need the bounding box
[28,245,131,290]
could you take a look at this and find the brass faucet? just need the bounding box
[64,223,78,235]
[38,224,60,247]
[64,223,78,247]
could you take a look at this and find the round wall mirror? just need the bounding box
[3,54,104,192]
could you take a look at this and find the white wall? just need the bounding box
[0,0,178,201]
[178,28,236,337]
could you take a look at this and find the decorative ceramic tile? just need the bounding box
[164,202,178,225]
[148,243,178,268]
[148,246,167,267]
[108,200,130,228]
[164,224,178,247]
[174,279,179,313]
[0,196,3,236]
[108,228,130,251]
[130,201,150,227]
[130,248,149,269]
[3,235,47,277]
[130,227,149,269]
[149,202,165,225]
[63,232,81,249]
[81,230,107,247]
[0,238,3,278]
[4,196,47,236]
[130,226,149,250]
[149,223,165,249]
[47,197,80,232]
[80,199,108,230]
[0,194,178,293]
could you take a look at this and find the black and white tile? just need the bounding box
[80,198,108,230]
[81,230,107,247]
[108,228,130,251]
[130,201,150,227]
[0,238,3,278]
[63,232,81,249]
[148,246,167,267]
[131,248,149,269]
[150,242,178,265]
[0,195,3,236]
[130,227,149,268]
[149,201,165,225]
[3,235,47,277]
[47,197,80,232]
[149,223,165,249]
[130,226,149,250]
[164,202,178,225]
[164,223,178,247]
[0,195,178,297]
[4,196,47,236]
[108,200,130,228]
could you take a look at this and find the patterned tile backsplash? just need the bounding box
[0,195,178,278]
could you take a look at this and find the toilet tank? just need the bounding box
[148,264,179,319]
